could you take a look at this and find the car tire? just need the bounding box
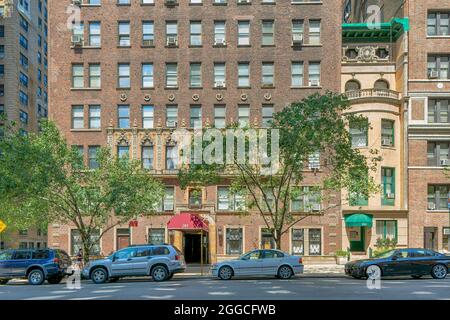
[431,264,448,279]
[0,279,9,285]
[152,266,169,282]
[277,265,293,280]
[411,275,422,279]
[28,269,45,285]
[352,275,362,280]
[218,266,233,280]
[47,276,64,284]
[166,273,174,280]
[91,268,108,284]
[365,265,382,280]
[109,277,119,283]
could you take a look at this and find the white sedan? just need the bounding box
[210,249,304,280]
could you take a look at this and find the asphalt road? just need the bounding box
[1,275,450,300]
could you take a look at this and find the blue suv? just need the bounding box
[0,249,72,285]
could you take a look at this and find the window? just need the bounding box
[376,220,397,241]
[190,63,202,87]
[382,167,395,206]
[148,229,165,245]
[309,62,321,86]
[89,105,101,129]
[142,105,154,129]
[190,105,202,128]
[308,20,321,44]
[163,187,175,211]
[214,63,226,87]
[89,64,101,88]
[345,80,361,92]
[190,21,202,46]
[262,104,273,127]
[72,64,84,88]
[428,185,450,210]
[117,145,129,160]
[19,110,28,124]
[291,229,304,255]
[261,20,274,45]
[428,12,449,36]
[291,186,321,212]
[292,20,304,45]
[118,21,130,46]
[428,99,450,123]
[428,55,449,79]
[238,63,250,87]
[142,63,154,88]
[226,228,243,255]
[0,45,4,59]
[238,105,250,128]
[89,22,101,46]
[166,63,178,88]
[19,72,28,87]
[118,0,130,4]
[381,120,394,147]
[238,21,250,45]
[142,21,154,46]
[427,142,450,166]
[166,105,178,125]
[118,63,130,88]
[142,145,154,170]
[0,26,4,38]
[214,105,226,128]
[261,229,275,249]
[166,145,178,170]
[19,34,28,50]
[118,105,130,128]
[350,120,368,147]
[291,62,304,87]
[189,189,202,208]
[20,53,28,69]
[166,21,178,45]
[309,229,321,255]
[262,62,274,86]
[71,229,100,256]
[88,146,100,169]
[214,21,226,45]
[72,106,84,129]
[217,187,246,211]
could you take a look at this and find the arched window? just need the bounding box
[374,79,389,90]
[345,80,361,92]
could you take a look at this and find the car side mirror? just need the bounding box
[391,255,398,261]
[112,254,117,262]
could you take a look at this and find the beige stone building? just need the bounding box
[0,0,48,249]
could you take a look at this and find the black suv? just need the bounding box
[0,248,72,285]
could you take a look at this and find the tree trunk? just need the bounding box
[273,229,282,250]
[81,234,92,265]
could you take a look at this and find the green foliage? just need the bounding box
[335,250,350,258]
[373,237,397,257]
[178,92,381,248]
[0,121,164,261]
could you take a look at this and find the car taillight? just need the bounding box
[298,257,303,264]
[175,255,180,261]
[53,258,60,264]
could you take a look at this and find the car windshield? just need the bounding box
[374,249,396,259]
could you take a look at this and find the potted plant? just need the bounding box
[335,250,349,265]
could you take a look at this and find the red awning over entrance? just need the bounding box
[167,213,209,232]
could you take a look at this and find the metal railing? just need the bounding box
[346,88,400,101]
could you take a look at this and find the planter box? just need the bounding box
[336,256,348,265]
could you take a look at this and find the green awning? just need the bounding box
[342,18,409,43]
[345,214,373,228]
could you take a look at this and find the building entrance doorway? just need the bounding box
[116,228,131,250]
[183,232,208,264]
[349,227,365,252]
[424,227,438,251]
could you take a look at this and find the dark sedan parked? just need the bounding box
[345,248,450,280]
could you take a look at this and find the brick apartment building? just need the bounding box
[0,0,48,250]
[48,0,342,263]
[407,0,450,252]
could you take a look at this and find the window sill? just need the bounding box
[141,45,156,48]
[165,87,179,90]
[117,45,132,49]
[141,87,155,90]
[189,86,203,89]
[291,86,323,89]
[70,129,102,132]
[71,88,102,91]
[165,45,180,48]
[116,87,131,90]
[381,146,396,150]
[213,44,227,48]
[189,45,203,48]
[71,46,102,49]
[427,210,450,213]
[426,36,450,39]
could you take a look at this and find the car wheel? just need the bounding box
[91,268,108,284]
[365,265,382,280]
[109,277,119,283]
[411,275,422,279]
[28,269,45,285]
[47,276,63,284]
[152,266,169,282]
[218,266,233,280]
[166,273,174,280]
[277,265,293,280]
[0,279,9,285]
[431,264,448,279]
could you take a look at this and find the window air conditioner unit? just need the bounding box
[311,203,321,212]
[309,80,320,87]
[440,159,449,166]
[215,80,225,88]
[428,71,439,79]
[166,120,177,128]
[71,35,84,47]
[215,38,226,46]
[166,37,178,46]
[428,202,436,210]
[238,0,250,3]
[292,34,303,45]
[165,0,177,6]
[381,138,392,146]
[72,0,82,6]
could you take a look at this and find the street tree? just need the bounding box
[0,120,164,263]
[178,92,381,249]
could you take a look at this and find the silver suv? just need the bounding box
[82,244,186,283]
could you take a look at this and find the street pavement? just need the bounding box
[1,275,450,300]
